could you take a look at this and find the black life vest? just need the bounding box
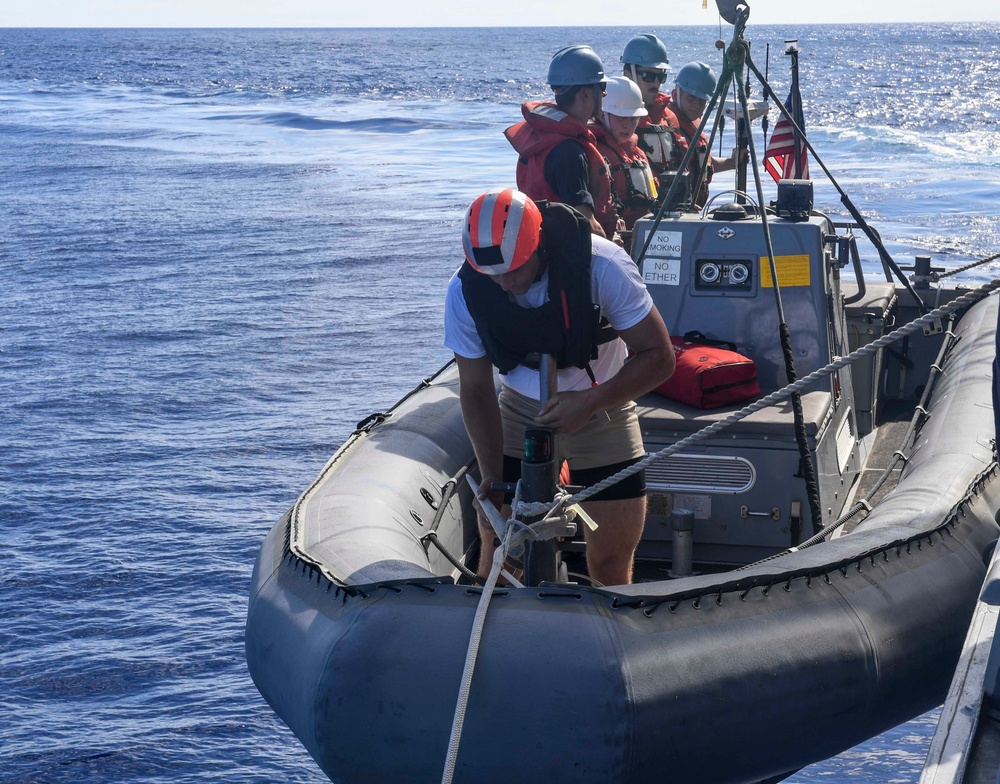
[458,201,615,375]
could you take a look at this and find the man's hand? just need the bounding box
[535,389,599,434]
[715,146,747,173]
[474,475,506,533]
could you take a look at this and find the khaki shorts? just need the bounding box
[499,386,645,471]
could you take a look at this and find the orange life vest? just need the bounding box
[504,101,617,237]
[636,93,684,176]
[663,94,714,208]
[592,124,658,230]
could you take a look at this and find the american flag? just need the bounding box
[764,90,809,182]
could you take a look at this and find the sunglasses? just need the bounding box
[637,70,668,85]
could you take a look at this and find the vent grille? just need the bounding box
[646,453,756,494]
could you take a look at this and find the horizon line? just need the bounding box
[2,19,999,29]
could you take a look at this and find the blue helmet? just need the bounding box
[546,45,606,87]
[675,61,718,101]
[620,34,670,70]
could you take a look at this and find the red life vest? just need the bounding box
[592,124,658,230]
[663,94,714,208]
[636,93,684,176]
[504,101,617,237]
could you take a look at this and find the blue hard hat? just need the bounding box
[546,45,606,87]
[675,61,718,101]
[620,34,670,70]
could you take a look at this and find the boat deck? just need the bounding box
[841,401,915,535]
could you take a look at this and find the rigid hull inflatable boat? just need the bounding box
[246,6,1000,783]
[245,242,1000,784]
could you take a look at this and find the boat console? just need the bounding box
[631,208,863,565]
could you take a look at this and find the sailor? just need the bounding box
[592,76,658,249]
[620,35,741,209]
[444,188,674,586]
[504,45,618,238]
[665,61,743,207]
[620,33,680,187]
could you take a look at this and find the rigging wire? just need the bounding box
[742,312,960,566]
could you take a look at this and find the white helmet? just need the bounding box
[602,76,648,118]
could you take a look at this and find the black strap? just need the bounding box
[683,330,738,352]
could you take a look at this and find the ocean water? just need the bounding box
[2,24,999,784]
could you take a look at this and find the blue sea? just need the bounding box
[2,23,999,784]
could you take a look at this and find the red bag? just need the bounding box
[655,332,760,409]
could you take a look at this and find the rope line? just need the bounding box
[439,526,511,784]
[514,278,1000,520]
[738,310,959,567]
[440,492,578,784]
[937,252,1000,280]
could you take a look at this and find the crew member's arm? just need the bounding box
[454,354,506,516]
[544,139,608,237]
[712,146,746,174]
[535,308,674,433]
[573,203,608,237]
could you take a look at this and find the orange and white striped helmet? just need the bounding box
[462,188,542,276]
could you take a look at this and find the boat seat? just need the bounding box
[636,387,833,439]
[842,279,897,327]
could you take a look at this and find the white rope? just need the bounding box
[440,486,576,784]
[516,277,1000,518]
[440,524,511,784]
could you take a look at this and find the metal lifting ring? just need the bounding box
[701,189,760,218]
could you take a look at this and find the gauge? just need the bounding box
[729,263,749,285]
[699,263,721,284]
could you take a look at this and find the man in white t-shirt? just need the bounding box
[444,188,674,586]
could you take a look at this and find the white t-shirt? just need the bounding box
[444,235,654,400]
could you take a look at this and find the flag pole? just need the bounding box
[785,39,803,178]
